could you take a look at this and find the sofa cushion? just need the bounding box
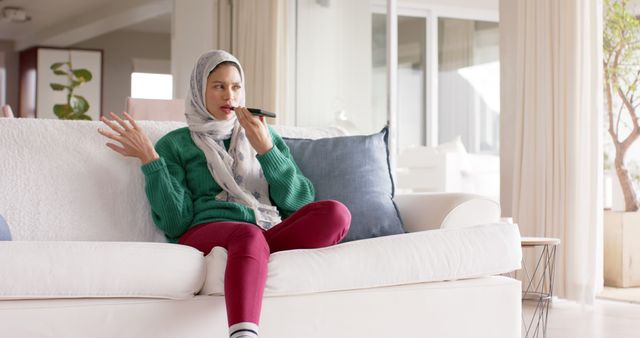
[200,222,522,296]
[0,119,186,242]
[0,215,10,241]
[284,128,404,242]
[0,241,205,300]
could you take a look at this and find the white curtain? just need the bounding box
[508,0,603,303]
[230,0,288,122]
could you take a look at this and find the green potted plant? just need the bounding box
[603,0,640,287]
[49,55,94,120]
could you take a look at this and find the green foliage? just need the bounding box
[70,95,89,114]
[604,0,640,80]
[72,69,92,82]
[49,56,93,120]
[49,83,67,91]
[603,0,640,145]
[53,104,72,119]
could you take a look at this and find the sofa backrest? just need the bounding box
[0,118,345,242]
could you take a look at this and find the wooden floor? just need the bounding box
[526,298,640,338]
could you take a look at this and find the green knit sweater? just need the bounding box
[140,126,315,243]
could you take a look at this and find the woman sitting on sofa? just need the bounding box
[98,50,351,338]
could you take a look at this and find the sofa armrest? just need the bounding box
[394,192,501,232]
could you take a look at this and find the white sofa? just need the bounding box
[0,118,522,338]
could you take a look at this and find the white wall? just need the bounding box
[171,0,217,100]
[73,30,171,115]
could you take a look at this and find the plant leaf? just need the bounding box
[72,69,93,82]
[76,114,93,121]
[53,70,67,76]
[53,104,72,119]
[50,62,65,70]
[65,112,93,121]
[50,83,67,91]
[70,95,90,114]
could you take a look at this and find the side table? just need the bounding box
[517,237,560,338]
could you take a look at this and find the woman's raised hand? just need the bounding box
[235,106,273,155]
[98,112,159,164]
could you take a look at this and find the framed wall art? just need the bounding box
[19,47,103,120]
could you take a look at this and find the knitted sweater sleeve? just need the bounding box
[256,128,315,218]
[140,137,194,239]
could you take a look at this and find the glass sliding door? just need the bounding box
[295,0,388,135]
[438,18,499,154]
[372,13,426,147]
[371,13,387,136]
[294,3,500,154]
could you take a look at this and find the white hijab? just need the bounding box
[185,50,281,230]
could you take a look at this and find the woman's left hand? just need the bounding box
[235,106,273,155]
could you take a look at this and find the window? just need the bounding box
[367,6,501,199]
[0,67,5,107]
[372,13,427,148]
[368,10,499,154]
[130,72,173,100]
[295,0,387,135]
[293,1,500,158]
[438,18,499,154]
[0,52,5,106]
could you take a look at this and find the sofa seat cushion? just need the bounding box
[0,241,205,300]
[201,222,521,296]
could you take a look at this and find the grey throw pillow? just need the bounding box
[0,214,11,241]
[284,128,404,242]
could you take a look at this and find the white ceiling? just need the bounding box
[123,13,171,34]
[0,0,500,50]
[0,0,114,41]
[0,0,171,50]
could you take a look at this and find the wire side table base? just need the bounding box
[513,237,560,338]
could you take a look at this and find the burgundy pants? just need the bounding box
[178,200,351,326]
